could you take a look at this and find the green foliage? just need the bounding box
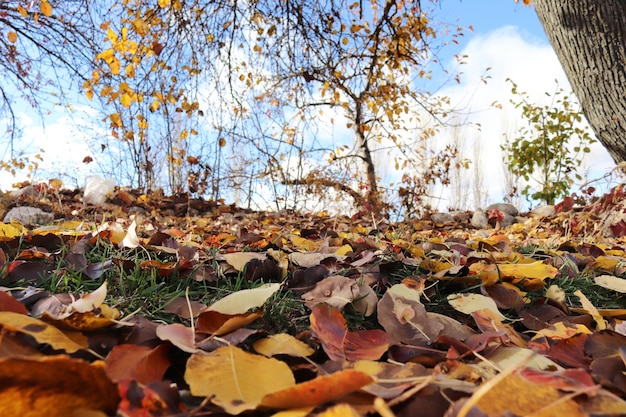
[502,79,595,205]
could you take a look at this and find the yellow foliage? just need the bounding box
[40,1,52,17]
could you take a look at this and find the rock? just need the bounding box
[486,203,519,216]
[450,211,471,223]
[430,212,455,224]
[471,209,488,229]
[533,205,556,217]
[3,207,54,225]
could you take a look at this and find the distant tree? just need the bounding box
[501,79,594,205]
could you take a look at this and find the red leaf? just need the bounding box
[309,303,389,361]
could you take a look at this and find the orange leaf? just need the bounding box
[0,356,119,417]
[310,303,389,361]
[260,369,373,409]
[195,310,262,336]
[40,1,52,16]
[7,31,17,43]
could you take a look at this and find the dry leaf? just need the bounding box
[207,283,281,315]
[310,303,389,361]
[105,343,171,384]
[447,293,507,321]
[185,345,295,414]
[253,333,315,357]
[0,356,119,417]
[0,311,87,353]
[260,369,373,409]
[594,274,626,293]
[302,275,359,310]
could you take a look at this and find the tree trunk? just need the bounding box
[534,0,626,163]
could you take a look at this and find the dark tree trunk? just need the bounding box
[534,0,626,163]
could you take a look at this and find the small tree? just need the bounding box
[501,79,595,205]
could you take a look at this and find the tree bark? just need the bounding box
[534,0,626,163]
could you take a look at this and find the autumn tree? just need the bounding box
[0,0,97,177]
[87,0,466,214]
[531,0,626,163]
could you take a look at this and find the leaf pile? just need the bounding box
[3,186,626,415]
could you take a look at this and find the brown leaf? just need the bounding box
[0,356,119,417]
[302,275,359,310]
[0,291,28,314]
[105,343,171,384]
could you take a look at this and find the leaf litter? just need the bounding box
[3,186,626,415]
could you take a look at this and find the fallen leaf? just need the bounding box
[253,333,315,357]
[156,323,198,353]
[207,283,282,315]
[185,345,295,414]
[260,369,373,409]
[120,220,140,248]
[0,311,87,353]
[0,356,119,417]
[310,303,389,361]
[497,261,558,288]
[302,275,359,310]
[222,252,266,271]
[105,343,171,384]
[594,274,626,293]
[447,293,507,321]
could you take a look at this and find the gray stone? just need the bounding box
[430,212,455,224]
[471,209,488,229]
[3,206,54,225]
[533,205,556,217]
[485,203,519,216]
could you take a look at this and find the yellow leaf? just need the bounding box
[0,222,23,238]
[447,293,507,320]
[109,113,123,128]
[125,64,135,78]
[574,290,606,330]
[207,283,282,315]
[40,1,52,17]
[185,346,295,414]
[253,333,315,357]
[497,261,558,287]
[120,93,132,108]
[180,129,188,140]
[109,59,121,75]
[106,28,118,43]
[7,31,17,43]
[342,37,349,45]
[158,0,170,6]
[17,5,27,18]
[0,312,87,353]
